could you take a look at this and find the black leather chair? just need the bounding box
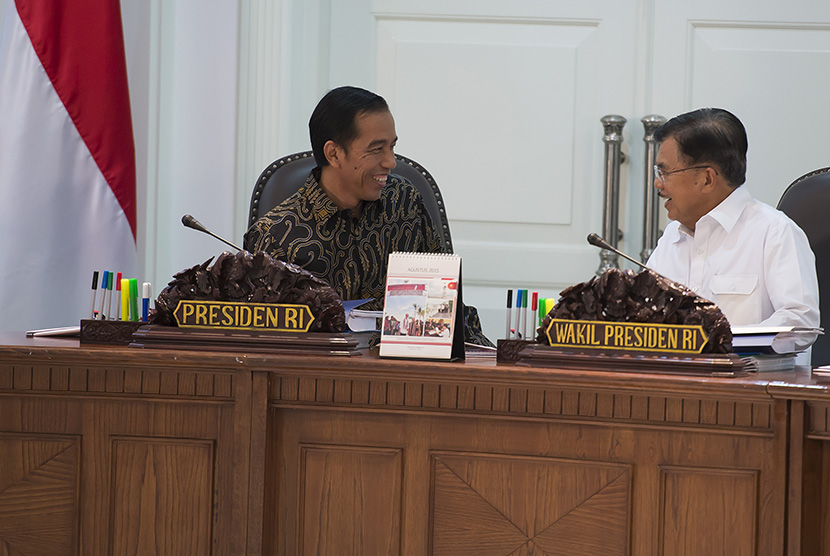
[248,151,453,253]
[777,167,830,366]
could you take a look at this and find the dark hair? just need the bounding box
[309,86,389,167]
[654,108,747,186]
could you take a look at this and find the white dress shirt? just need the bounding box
[647,186,819,329]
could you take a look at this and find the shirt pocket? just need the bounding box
[709,274,758,295]
[709,274,760,325]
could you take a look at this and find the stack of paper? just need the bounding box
[741,353,797,372]
[731,325,823,355]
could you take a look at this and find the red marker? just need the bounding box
[115,272,123,320]
[531,291,538,338]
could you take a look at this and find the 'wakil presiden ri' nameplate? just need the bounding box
[545,318,708,355]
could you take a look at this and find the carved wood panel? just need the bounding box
[109,437,216,555]
[431,453,630,556]
[298,445,402,556]
[271,375,772,433]
[658,466,759,556]
[0,434,79,555]
[0,363,233,400]
[271,401,785,556]
[807,401,830,440]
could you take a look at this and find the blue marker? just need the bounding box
[514,289,523,339]
[98,271,109,319]
[141,282,152,322]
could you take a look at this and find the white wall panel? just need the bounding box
[367,3,640,341]
[148,0,240,291]
[651,1,830,211]
[689,24,830,206]
[377,18,589,226]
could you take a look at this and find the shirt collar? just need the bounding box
[304,167,385,223]
[304,168,341,223]
[674,185,752,240]
[701,185,751,233]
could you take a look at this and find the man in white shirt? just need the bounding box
[646,108,819,331]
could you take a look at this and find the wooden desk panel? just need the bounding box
[0,334,252,556]
[0,332,829,555]
[266,384,784,556]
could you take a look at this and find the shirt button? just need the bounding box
[730,284,736,292]
[692,286,699,292]
[696,249,704,255]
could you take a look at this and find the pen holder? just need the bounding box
[496,339,537,363]
[80,319,144,345]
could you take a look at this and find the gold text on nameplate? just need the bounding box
[545,318,708,354]
[174,300,315,332]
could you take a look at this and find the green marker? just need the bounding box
[129,278,139,321]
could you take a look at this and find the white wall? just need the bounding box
[122,0,830,343]
[122,0,240,295]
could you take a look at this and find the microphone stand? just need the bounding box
[181,214,243,252]
[587,233,650,272]
[586,233,697,296]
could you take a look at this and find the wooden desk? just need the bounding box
[0,331,828,555]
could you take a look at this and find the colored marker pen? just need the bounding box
[531,291,538,338]
[98,271,109,319]
[115,272,123,320]
[505,289,513,339]
[89,271,99,319]
[520,289,528,340]
[141,282,152,322]
[513,289,523,339]
[129,279,139,321]
[545,298,555,317]
[105,271,114,320]
[121,278,130,321]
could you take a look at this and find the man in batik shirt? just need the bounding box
[245,86,490,345]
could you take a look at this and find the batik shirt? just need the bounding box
[244,168,442,311]
[244,168,492,346]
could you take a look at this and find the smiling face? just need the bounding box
[321,109,397,212]
[654,137,714,231]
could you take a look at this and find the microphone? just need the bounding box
[587,233,651,272]
[587,233,698,295]
[182,214,243,252]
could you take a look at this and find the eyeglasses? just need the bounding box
[653,165,709,183]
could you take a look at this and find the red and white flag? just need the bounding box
[0,0,138,331]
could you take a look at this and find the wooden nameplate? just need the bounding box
[81,319,145,345]
[515,344,748,377]
[129,325,362,356]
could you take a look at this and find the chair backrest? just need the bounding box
[248,151,453,253]
[777,167,830,366]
